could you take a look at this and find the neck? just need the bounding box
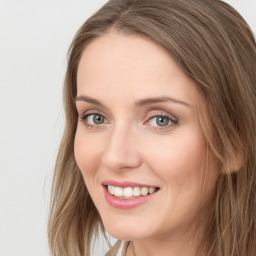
[126,227,208,256]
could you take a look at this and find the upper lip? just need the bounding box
[102,180,159,188]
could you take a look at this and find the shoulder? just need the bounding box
[105,240,130,256]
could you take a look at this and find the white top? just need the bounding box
[105,240,129,256]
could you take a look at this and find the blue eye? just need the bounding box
[148,115,174,127]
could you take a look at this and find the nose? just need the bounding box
[101,125,142,171]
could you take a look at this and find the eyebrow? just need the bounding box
[75,95,190,108]
[135,96,190,107]
[75,95,103,106]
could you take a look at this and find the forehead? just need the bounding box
[76,32,200,107]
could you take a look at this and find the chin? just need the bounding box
[102,216,149,241]
[107,229,144,241]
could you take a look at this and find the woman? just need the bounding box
[48,0,256,255]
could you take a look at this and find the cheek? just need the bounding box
[74,128,108,206]
[74,128,103,179]
[145,132,208,189]
[146,133,217,223]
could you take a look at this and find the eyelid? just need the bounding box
[79,109,110,129]
[80,109,108,120]
[143,110,178,130]
[144,110,178,123]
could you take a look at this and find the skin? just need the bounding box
[74,31,219,256]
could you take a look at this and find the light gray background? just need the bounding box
[0,1,255,256]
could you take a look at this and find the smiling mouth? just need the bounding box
[105,185,160,199]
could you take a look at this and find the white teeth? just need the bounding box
[141,187,148,196]
[107,185,158,199]
[114,187,123,197]
[109,186,115,195]
[149,187,157,194]
[133,187,141,197]
[123,187,133,198]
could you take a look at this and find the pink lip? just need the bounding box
[102,181,159,209]
[102,180,156,188]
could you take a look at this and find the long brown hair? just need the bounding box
[48,0,256,255]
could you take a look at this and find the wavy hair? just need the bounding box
[48,0,256,255]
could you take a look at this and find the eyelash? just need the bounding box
[79,112,178,131]
[144,114,178,131]
[80,112,107,129]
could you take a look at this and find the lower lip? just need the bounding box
[103,186,159,209]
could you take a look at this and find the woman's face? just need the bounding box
[75,32,219,242]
